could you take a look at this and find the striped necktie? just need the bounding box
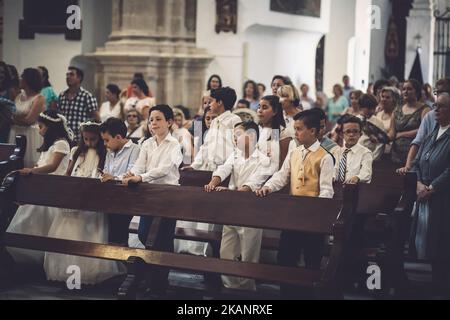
[338,148,351,183]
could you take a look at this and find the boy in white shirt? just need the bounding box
[255,109,335,299]
[184,87,241,171]
[122,104,183,296]
[205,121,276,291]
[335,116,373,184]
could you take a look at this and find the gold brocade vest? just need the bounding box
[290,147,328,197]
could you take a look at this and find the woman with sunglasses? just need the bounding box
[126,109,144,141]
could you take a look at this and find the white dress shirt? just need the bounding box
[213,149,275,192]
[191,110,241,171]
[334,143,373,183]
[131,133,183,185]
[264,140,335,199]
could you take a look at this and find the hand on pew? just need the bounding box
[18,168,33,175]
[255,186,272,197]
[344,176,360,185]
[396,165,411,175]
[204,176,221,193]
[100,173,116,183]
[180,166,194,171]
[122,173,142,186]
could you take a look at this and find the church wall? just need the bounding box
[323,0,356,95]
[2,0,112,95]
[197,0,331,98]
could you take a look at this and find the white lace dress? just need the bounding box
[6,139,70,265]
[44,148,124,285]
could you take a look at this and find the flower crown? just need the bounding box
[39,112,75,140]
[80,121,101,128]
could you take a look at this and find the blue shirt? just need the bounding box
[411,110,436,147]
[103,140,140,179]
[0,96,16,113]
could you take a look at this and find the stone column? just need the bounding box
[87,0,212,112]
[405,0,435,83]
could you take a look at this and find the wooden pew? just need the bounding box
[0,173,358,299]
[173,169,417,296]
[334,171,417,295]
[0,135,26,181]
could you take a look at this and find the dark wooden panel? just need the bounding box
[4,233,321,286]
[0,144,15,162]
[15,174,341,234]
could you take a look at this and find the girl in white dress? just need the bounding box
[7,110,73,264]
[44,121,124,285]
[9,68,46,167]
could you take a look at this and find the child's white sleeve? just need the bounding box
[139,143,183,183]
[356,150,373,183]
[319,154,335,199]
[212,153,234,183]
[53,140,70,155]
[264,150,292,193]
[130,143,148,176]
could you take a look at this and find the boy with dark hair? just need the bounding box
[289,108,339,158]
[256,109,334,299]
[335,116,373,184]
[100,117,141,246]
[186,87,241,171]
[205,121,274,290]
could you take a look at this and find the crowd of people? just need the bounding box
[1,61,449,298]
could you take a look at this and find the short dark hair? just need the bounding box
[234,121,260,141]
[271,75,286,85]
[309,107,327,121]
[294,110,321,134]
[342,115,363,131]
[149,104,174,121]
[22,68,43,93]
[68,66,84,82]
[210,87,237,111]
[359,94,378,110]
[436,77,450,94]
[258,83,266,91]
[100,117,127,138]
[237,99,250,108]
[106,84,121,98]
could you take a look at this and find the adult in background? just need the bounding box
[243,80,260,111]
[99,84,123,122]
[411,93,450,295]
[37,66,58,110]
[327,84,349,123]
[300,84,315,110]
[389,79,430,165]
[57,66,100,141]
[10,68,46,167]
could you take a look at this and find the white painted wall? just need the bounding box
[197,0,331,97]
[2,0,112,95]
[349,0,372,91]
[323,0,356,96]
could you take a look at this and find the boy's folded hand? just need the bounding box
[255,187,271,197]
[101,173,115,183]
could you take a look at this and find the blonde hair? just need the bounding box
[277,85,296,101]
[173,107,186,125]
